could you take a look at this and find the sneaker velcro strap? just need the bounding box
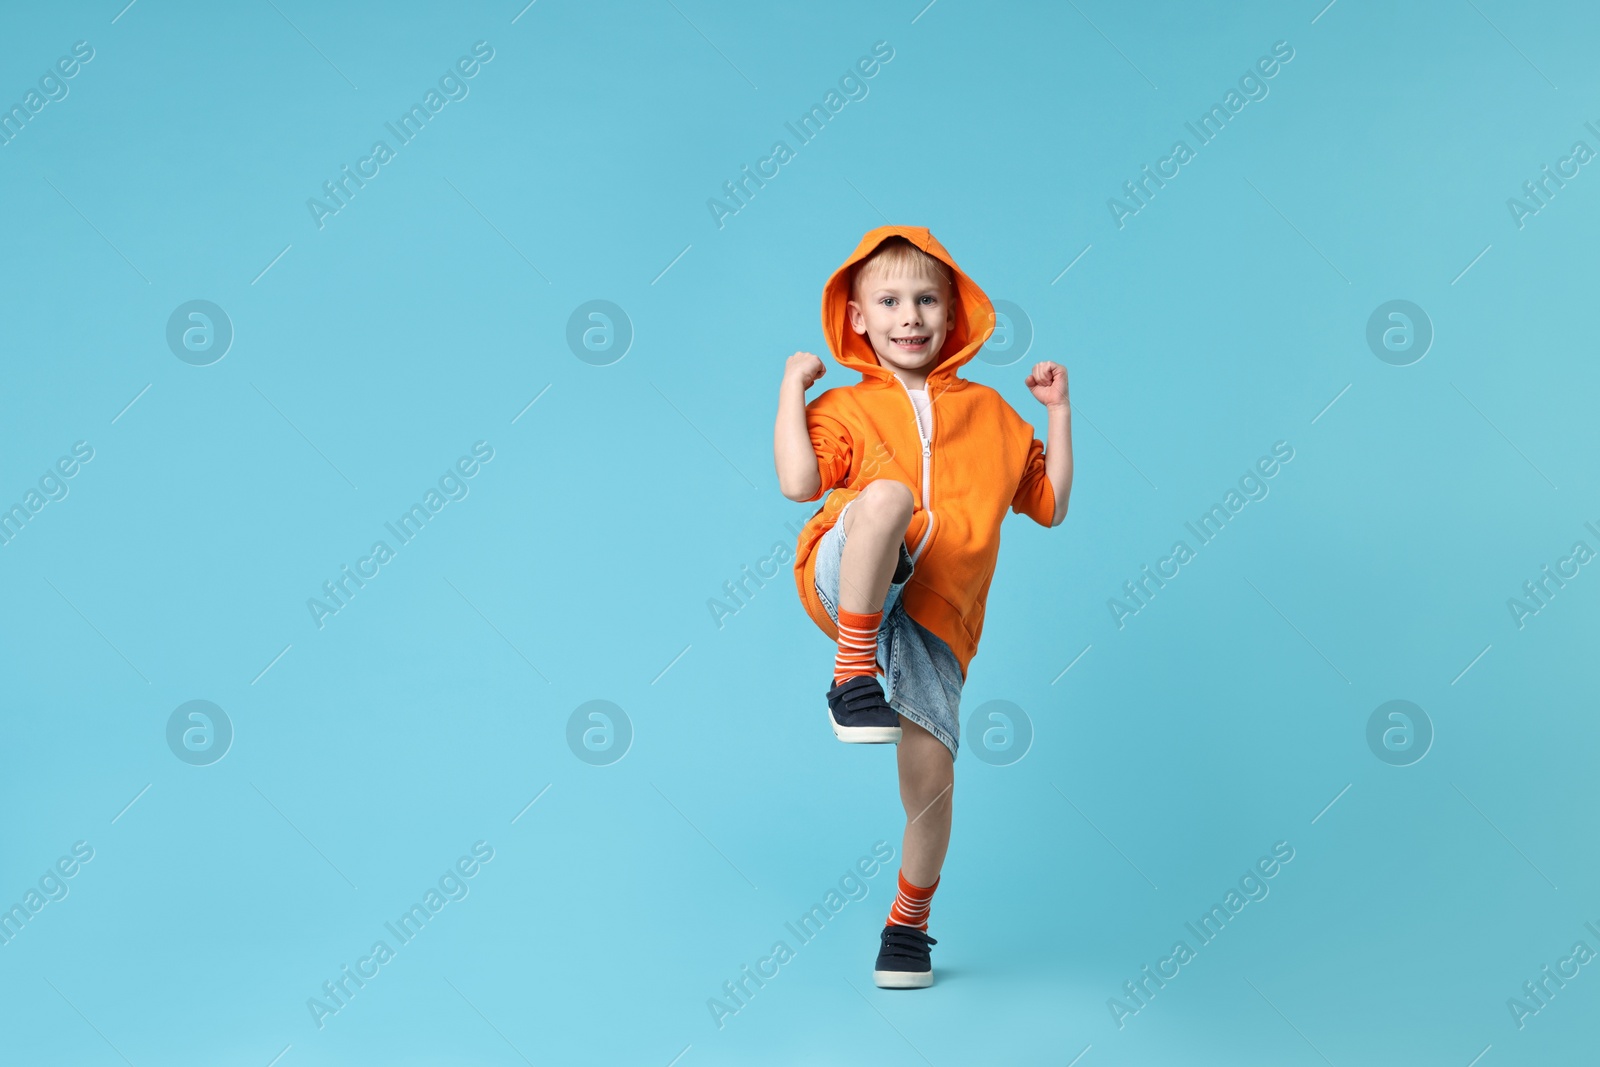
[832,675,887,714]
[880,925,937,961]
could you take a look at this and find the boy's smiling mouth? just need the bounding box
[891,335,930,351]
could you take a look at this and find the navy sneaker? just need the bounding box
[873,923,937,988]
[825,674,901,743]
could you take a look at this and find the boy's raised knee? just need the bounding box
[855,478,914,523]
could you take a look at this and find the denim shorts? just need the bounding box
[812,499,964,761]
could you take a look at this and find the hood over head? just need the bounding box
[820,225,994,387]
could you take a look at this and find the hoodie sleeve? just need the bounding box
[1011,432,1057,526]
[802,400,854,503]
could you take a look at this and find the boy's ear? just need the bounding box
[845,298,867,335]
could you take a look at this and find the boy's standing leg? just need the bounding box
[894,720,952,902]
[874,718,950,988]
[820,477,952,986]
[833,481,954,988]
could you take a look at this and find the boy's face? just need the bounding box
[846,261,956,379]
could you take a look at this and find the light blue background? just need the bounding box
[3,1,1598,1064]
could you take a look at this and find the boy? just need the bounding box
[773,225,1073,987]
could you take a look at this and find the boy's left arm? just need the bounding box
[1024,361,1073,527]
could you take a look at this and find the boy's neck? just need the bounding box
[891,368,929,391]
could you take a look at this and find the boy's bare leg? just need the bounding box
[897,718,954,887]
[838,477,950,869]
[839,479,914,614]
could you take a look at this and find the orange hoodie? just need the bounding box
[792,225,1056,679]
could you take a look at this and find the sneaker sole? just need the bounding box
[872,968,933,989]
[829,710,902,744]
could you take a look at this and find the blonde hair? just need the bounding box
[850,236,955,301]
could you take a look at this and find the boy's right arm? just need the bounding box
[774,351,828,501]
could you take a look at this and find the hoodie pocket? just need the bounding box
[909,508,937,565]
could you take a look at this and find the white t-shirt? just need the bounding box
[907,387,931,436]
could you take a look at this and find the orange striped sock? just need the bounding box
[886,870,939,930]
[833,607,882,685]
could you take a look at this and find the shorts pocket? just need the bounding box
[815,578,836,618]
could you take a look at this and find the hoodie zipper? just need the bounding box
[896,375,937,563]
